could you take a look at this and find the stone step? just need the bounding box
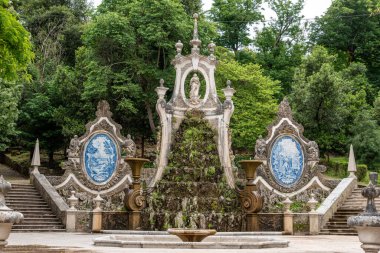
[320,228,356,233]
[5,183,64,231]
[6,193,41,197]
[325,224,351,229]
[319,231,358,236]
[23,218,61,223]
[17,221,63,226]
[11,228,66,232]
[12,224,65,229]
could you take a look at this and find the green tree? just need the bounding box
[210,0,263,52]
[254,0,306,96]
[215,47,279,150]
[0,0,34,81]
[181,0,202,16]
[82,0,198,141]
[290,46,369,156]
[0,0,33,151]
[311,0,380,90]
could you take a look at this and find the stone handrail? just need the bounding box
[32,173,69,225]
[316,177,357,229]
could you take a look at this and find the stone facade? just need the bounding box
[51,100,134,211]
[255,99,329,195]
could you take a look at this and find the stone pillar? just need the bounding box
[92,194,104,233]
[283,197,293,235]
[308,193,319,235]
[30,139,41,184]
[246,213,259,231]
[66,191,78,232]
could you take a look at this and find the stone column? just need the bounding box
[308,193,319,235]
[66,191,78,232]
[92,194,104,233]
[283,197,293,235]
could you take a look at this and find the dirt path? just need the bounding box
[0,163,29,184]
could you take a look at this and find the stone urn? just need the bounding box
[347,172,380,253]
[238,160,263,231]
[124,158,149,230]
[0,176,23,247]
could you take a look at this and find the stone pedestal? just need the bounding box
[246,213,259,231]
[128,211,141,230]
[309,211,319,235]
[66,210,76,232]
[92,194,104,233]
[283,212,294,235]
[66,191,78,232]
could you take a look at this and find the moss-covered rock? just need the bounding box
[142,111,244,231]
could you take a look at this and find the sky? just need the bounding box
[91,0,332,19]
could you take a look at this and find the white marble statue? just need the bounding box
[189,73,200,104]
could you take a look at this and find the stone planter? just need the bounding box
[0,176,24,247]
[347,172,380,253]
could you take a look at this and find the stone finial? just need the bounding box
[348,144,357,178]
[283,197,293,213]
[68,191,79,211]
[361,173,379,214]
[208,41,216,59]
[31,139,41,174]
[93,194,104,212]
[307,193,318,212]
[222,80,235,101]
[277,98,293,119]
[175,40,183,56]
[0,176,11,210]
[190,13,201,53]
[96,100,112,118]
[156,79,169,100]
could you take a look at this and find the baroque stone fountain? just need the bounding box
[348,172,380,253]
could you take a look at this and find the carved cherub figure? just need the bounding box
[123,134,136,158]
[308,141,319,161]
[67,135,80,158]
[255,136,267,159]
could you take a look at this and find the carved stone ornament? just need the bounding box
[55,100,134,198]
[152,13,236,189]
[254,98,326,193]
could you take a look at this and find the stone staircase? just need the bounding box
[5,183,65,232]
[320,187,380,235]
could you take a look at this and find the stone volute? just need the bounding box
[0,176,24,246]
[347,172,380,253]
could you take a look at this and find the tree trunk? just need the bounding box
[141,136,145,158]
[145,100,156,134]
[48,151,54,170]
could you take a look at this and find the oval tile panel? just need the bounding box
[84,133,118,184]
[270,135,304,187]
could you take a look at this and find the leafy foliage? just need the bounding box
[210,0,263,52]
[0,0,34,81]
[0,0,33,151]
[290,46,371,156]
[215,47,279,150]
[311,0,380,90]
[254,0,306,96]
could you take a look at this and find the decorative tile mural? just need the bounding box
[270,135,304,187]
[84,133,118,184]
